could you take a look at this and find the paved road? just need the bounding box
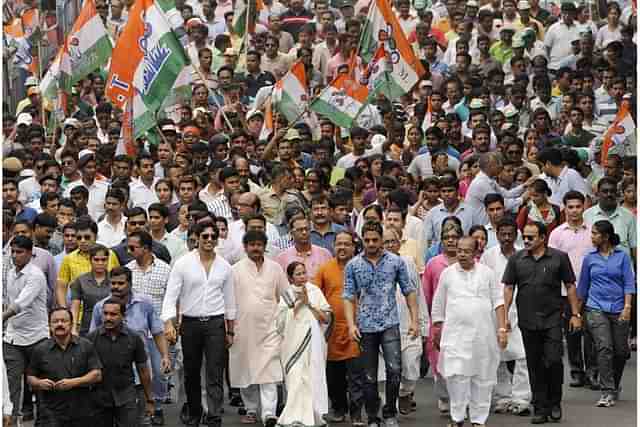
[24,353,636,426]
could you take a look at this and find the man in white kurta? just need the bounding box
[480,218,531,415]
[230,231,290,425]
[432,237,507,426]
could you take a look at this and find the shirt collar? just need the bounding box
[47,335,80,350]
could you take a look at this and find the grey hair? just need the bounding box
[478,152,503,172]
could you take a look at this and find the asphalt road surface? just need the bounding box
[24,352,636,426]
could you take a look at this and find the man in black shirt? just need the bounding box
[87,298,154,427]
[27,307,102,426]
[503,221,583,424]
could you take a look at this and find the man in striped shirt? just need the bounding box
[207,167,242,221]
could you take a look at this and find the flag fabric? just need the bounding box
[4,17,38,75]
[364,44,392,100]
[601,99,635,164]
[20,8,41,42]
[358,0,425,100]
[273,61,308,124]
[310,74,369,129]
[106,0,189,139]
[421,96,432,132]
[40,48,62,102]
[259,95,275,140]
[232,0,264,37]
[59,0,112,92]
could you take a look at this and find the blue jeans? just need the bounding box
[360,326,401,422]
[146,337,169,409]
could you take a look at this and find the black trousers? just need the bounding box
[181,315,226,423]
[520,326,564,416]
[563,301,597,380]
[35,416,96,427]
[326,357,366,417]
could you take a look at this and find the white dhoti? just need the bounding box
[493,359,531,409]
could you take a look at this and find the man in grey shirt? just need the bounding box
[2,236,49,421]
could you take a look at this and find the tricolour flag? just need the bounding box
[106,0,189,139]
[601,99,635,164]
[259,95,275,140]
[421,96,432,132]
[232,0,264,38]
[273,60,308,124]
[59,0,112,92]
[358,0,425,100]
[310,74,369,129]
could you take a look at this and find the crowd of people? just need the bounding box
[1,0,638,426]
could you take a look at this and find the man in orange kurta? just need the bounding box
[314,231,365,425]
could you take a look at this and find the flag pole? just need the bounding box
[37,38,48,132]
[192,67,235,130]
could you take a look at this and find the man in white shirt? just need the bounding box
[229,193,281,258]
[543,2,580,71]
[432,237,507,427]
[3,236,49,420]
[537,147,590,207]
[148,203,188,263]
[97,189,127,247]
[63,153,109,222]
[480,218,530,416]
[129,154,161,211]
[162,221,236,427]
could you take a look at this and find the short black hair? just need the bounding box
[243,230,268,245]
[10,235,33,251]
[483,193,505,207]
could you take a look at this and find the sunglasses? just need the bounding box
[200,233,216,240]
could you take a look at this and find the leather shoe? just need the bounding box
[531,414,548,424]
[550,405,562,422]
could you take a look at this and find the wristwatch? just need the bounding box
[571,313,582,319]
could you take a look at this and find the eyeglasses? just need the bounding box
[383,239,399,245]
[200,233,216,240]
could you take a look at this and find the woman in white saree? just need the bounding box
[276,261,333,427]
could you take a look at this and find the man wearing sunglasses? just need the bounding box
[111,207,172,266]
[162,221,236,427]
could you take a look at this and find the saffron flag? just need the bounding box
[421,95,432,132]
[4,17,37,75]
[232,0,264,37]
[106,0,189,139]
[601,99,635,164]
[259,95,275,140]
[358,0,425,100]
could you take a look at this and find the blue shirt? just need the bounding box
[16,207,38,223]
[310,223,345,255]
[578,248,636,314]
[343,251,414,333]
[89,292,164,339]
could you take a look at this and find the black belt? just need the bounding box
[182,314,224,322]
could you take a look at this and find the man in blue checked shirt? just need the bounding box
[343,221,418,427]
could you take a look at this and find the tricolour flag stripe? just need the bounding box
[310,74,368,129]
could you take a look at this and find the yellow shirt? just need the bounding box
[57,249,120,286]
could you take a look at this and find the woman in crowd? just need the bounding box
[578,220,635,407]
[69,244,112,336]
[277,261,333,427]
[516,179,563,236]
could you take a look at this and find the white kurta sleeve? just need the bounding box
[223,267,237,320]
[431,270,448,324]
[489,268,505,310]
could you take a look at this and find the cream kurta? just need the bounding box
[431,262,503,381]
[230,257,290,387]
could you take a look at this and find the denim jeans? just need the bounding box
[585,309,631,393]
[360,326,401,422]
[146,337,169,409]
